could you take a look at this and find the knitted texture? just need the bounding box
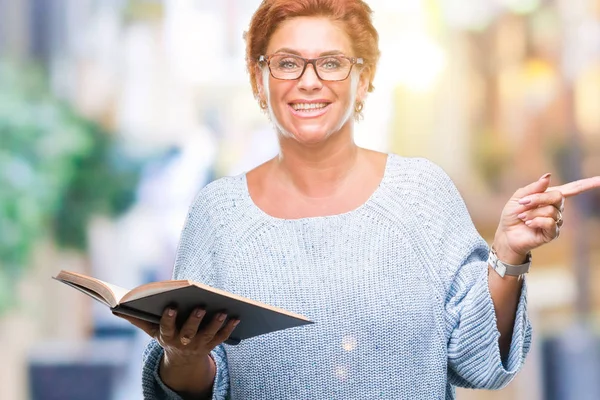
[142,154,532,399]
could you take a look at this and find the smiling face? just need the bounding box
[257,17,369,144]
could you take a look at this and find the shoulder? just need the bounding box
[385,154,460,199]
[378,154,474,240]
[186,174,247,220]
[384,155,486,280]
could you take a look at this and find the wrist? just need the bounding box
[160,351,215,393]
[492,245,528,265]
[492,235,529,265]
[163,350,213,371]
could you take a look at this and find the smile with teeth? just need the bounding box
[290,103,329,111]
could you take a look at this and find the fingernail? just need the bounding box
[232,320,240,327]
[167,308,175,317]
[519,197,531,205]
[195,309,205,318]
[217,313,226,322]
[525,220,533,226]
[539,173,551,180]
[517,212,527,220]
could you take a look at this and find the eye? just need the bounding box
[277,58,301,70]
[320,58,343,69]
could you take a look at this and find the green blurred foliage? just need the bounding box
[0,62,141,314]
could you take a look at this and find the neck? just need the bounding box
[274,128,360,199]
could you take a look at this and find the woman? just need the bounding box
[119,0,600,399]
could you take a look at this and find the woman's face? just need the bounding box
[257,17,368,144]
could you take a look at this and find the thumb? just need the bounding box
[514,173,552,198]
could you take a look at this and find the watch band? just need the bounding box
[487,247,531,277]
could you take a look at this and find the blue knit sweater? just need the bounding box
[142,154,532,399]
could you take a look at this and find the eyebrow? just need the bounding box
[272,48,345,57]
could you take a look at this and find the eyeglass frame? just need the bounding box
[258,53,364,82]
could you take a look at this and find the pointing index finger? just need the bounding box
[546,176,600,198]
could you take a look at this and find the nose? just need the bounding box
[297,63,322,91]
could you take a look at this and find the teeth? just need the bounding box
[291,103,328,111]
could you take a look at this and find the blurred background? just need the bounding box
[0,0,599,399]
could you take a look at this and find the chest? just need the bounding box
[214,219,441,329]
[250,178,381,220]
[215,219,447,398]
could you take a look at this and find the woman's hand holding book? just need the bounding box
[115,306,240,397]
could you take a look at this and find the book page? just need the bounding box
[60,280,112,307]
[54,270,130,307]
[100,281,130,303]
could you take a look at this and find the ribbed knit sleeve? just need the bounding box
[445,263,531,389]
[141,186,231,399]
[416,160,532,390]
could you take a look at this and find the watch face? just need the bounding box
[497,263,507,277]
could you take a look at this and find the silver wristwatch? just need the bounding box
[488,247,532,277]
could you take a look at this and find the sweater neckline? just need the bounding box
[240,153,393,223]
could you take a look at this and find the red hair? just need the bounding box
[245,0,380,100]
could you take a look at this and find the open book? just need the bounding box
[54,270,313,345]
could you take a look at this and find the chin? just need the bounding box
[273,111,351,144]
[292,130,333,144]
[281,123,338,144]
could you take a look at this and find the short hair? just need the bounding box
[245,0,380,100]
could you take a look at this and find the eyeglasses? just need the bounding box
[258,53,364,81]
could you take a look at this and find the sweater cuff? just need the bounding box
[473,268,532,387]
[210,345,230,400]
[500,274,532,374]
[448,267,532,390]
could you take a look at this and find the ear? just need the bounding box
[255,65,267,102]
[356,66,371,103]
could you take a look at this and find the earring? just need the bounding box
[355,101,364,113]
[259,99,268,110]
